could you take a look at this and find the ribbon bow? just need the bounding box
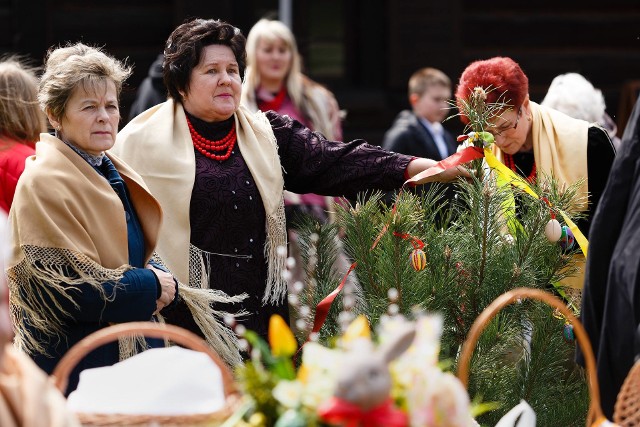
[317,397,408,427]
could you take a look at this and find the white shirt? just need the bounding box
[419,118,450,160]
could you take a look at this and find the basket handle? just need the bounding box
[51,322,237,397]
[456,287,605,426]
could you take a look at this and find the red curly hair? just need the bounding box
[455,57,529,124]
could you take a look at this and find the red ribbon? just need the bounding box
[304,146,482,343]
[404,146,484,186]
[317,397,408,427]
[392,231,425,250]
[540,196,556,219]
[311,262,358,335]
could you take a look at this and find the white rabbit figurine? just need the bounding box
[317,323,416,427]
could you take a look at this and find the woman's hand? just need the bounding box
[406,157,471,184]
[146,264,177,313]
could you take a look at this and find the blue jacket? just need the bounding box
[29,157,162,394]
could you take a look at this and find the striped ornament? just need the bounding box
[410,249,427,271]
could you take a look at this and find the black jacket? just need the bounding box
[381,110,457,209]
[128,54,166,122]
[382,110,457,160]
[578,98,639,418]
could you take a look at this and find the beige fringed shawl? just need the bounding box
[0,345,80,427]
[111,99,288,304]
[491,101,590,210]
[8,134,163,358]
[8,134,244,365]
[491,101,590,290]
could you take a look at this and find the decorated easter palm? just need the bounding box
[286,86,590,426]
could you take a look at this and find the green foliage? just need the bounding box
[291,173,589,425]
[235,361,280,425]
[293,215,366,342]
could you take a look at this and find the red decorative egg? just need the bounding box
[410,249,427,271]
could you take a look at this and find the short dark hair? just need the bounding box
[163,18,246,103]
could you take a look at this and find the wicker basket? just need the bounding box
[51,322,241,426]
[456,287,609,427]
[614,360,640,426]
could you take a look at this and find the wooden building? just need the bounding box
[2,0,639,145]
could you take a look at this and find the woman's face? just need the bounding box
[487,103,531,155]
[255,37,292,85]
[183,44,242,122]
[52,80,120,155]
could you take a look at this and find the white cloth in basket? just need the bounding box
[67,346,225,415]
[495,400,536,427]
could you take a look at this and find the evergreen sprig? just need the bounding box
[447,85,512,136]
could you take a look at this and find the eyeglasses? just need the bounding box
[490,107,522,137]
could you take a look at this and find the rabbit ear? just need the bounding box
[380,325,416,364]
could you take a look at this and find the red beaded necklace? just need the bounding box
[186,117,237,161]
[503,153,537,183]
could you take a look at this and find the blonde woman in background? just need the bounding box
[0,58,47,213]
[242,18,343,224]
[242,18,342,143]
[242,18,350,296]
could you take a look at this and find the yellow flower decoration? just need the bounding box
[269,314,297,357]
[341,314,371,344]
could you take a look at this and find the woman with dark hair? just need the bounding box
[455,57,615,240]
[112,18,459,342]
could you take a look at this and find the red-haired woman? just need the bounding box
[455,56,615,242]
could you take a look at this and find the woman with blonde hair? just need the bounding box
[243,18,343,220]
[242,19,349,292]
[0,58,47,213]
[242,18,342,141]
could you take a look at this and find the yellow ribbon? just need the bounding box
[484,148,588,258]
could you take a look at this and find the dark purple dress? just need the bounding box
[181,111,412,339]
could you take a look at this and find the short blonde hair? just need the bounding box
[408,67,451,97]
[0,58,46,143]
[39,43,132,122]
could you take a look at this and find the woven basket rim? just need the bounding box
[73,394,241,425]
[456,287,605,426]
[51,321,240,425]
